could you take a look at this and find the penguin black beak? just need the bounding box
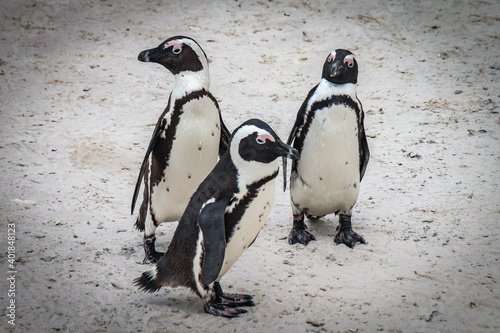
[275,139,300,160]
[329,61,345,78]
[138,48,162,63]
[138,49,151,62]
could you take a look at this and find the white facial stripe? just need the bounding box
[231,125,272,144]
[174,38,209,71]
[344,54,355,61]
[329,51,355,62]
[230,124,279,185]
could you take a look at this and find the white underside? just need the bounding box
[150,96,220,223]
[217,178,276,279]
[291,104,360,217]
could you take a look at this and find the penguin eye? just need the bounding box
[256,137,266,145]
[347,62,354,68]
[172,47,182,55]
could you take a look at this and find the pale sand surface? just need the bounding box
[1,1,499,332]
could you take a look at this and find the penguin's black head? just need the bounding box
[138,36,208,75]
[231,119,299,164]
[322,49,358,84]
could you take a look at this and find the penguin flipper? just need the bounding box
[358,107,370,181]
[218,115,231,157]
[131,118,166,215]
[131,101,170,215]
[282,85,317,191]
[198,196,231,286]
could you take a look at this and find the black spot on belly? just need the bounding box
[345,161,349,165]
[353,183,357,188]
[166,187,170,192]
[319,177,323,181]
[188,175,192,179]
[198,146,202,151]
[211,132,215,136]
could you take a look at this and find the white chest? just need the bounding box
[291,104,361,215]
[150,96,221,222]
[300,104,360,176]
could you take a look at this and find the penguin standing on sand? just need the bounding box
[131,36,231,263]
[135,119,299,317]
[283,49,370,248]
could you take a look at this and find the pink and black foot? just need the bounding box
[143,236,164,264]
[204,282,255,318]
[288,214,316,245]
[334,214,366,248]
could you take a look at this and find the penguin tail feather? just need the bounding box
[134,269,162,293]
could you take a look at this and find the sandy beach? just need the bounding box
[0,0,499,332]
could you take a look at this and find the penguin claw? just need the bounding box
[219,293,255,308]
[204,300,249,318]
[220,292,253,301]
[334,229,366,248]
[288,227,316,245]
[142,251,165,264]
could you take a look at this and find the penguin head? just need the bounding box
[138,36,209,75]
[230,119,299,166]
[322,49,358,84]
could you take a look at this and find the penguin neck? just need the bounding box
[172,69,210,99]
[317,78,357,99]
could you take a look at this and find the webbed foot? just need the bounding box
[205,282,254,317]
[218,293,255,308]
[334,214,366,248]
[204,301,249,318]
[288,214,316,245]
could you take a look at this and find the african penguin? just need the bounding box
[131,36,231,263]
[135,119,299,318]
[283,49,370,248]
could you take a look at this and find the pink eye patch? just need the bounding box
[257,134,275,142]
[327,54,335,62]
[344,57,354,67]
[164,41,183,53]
